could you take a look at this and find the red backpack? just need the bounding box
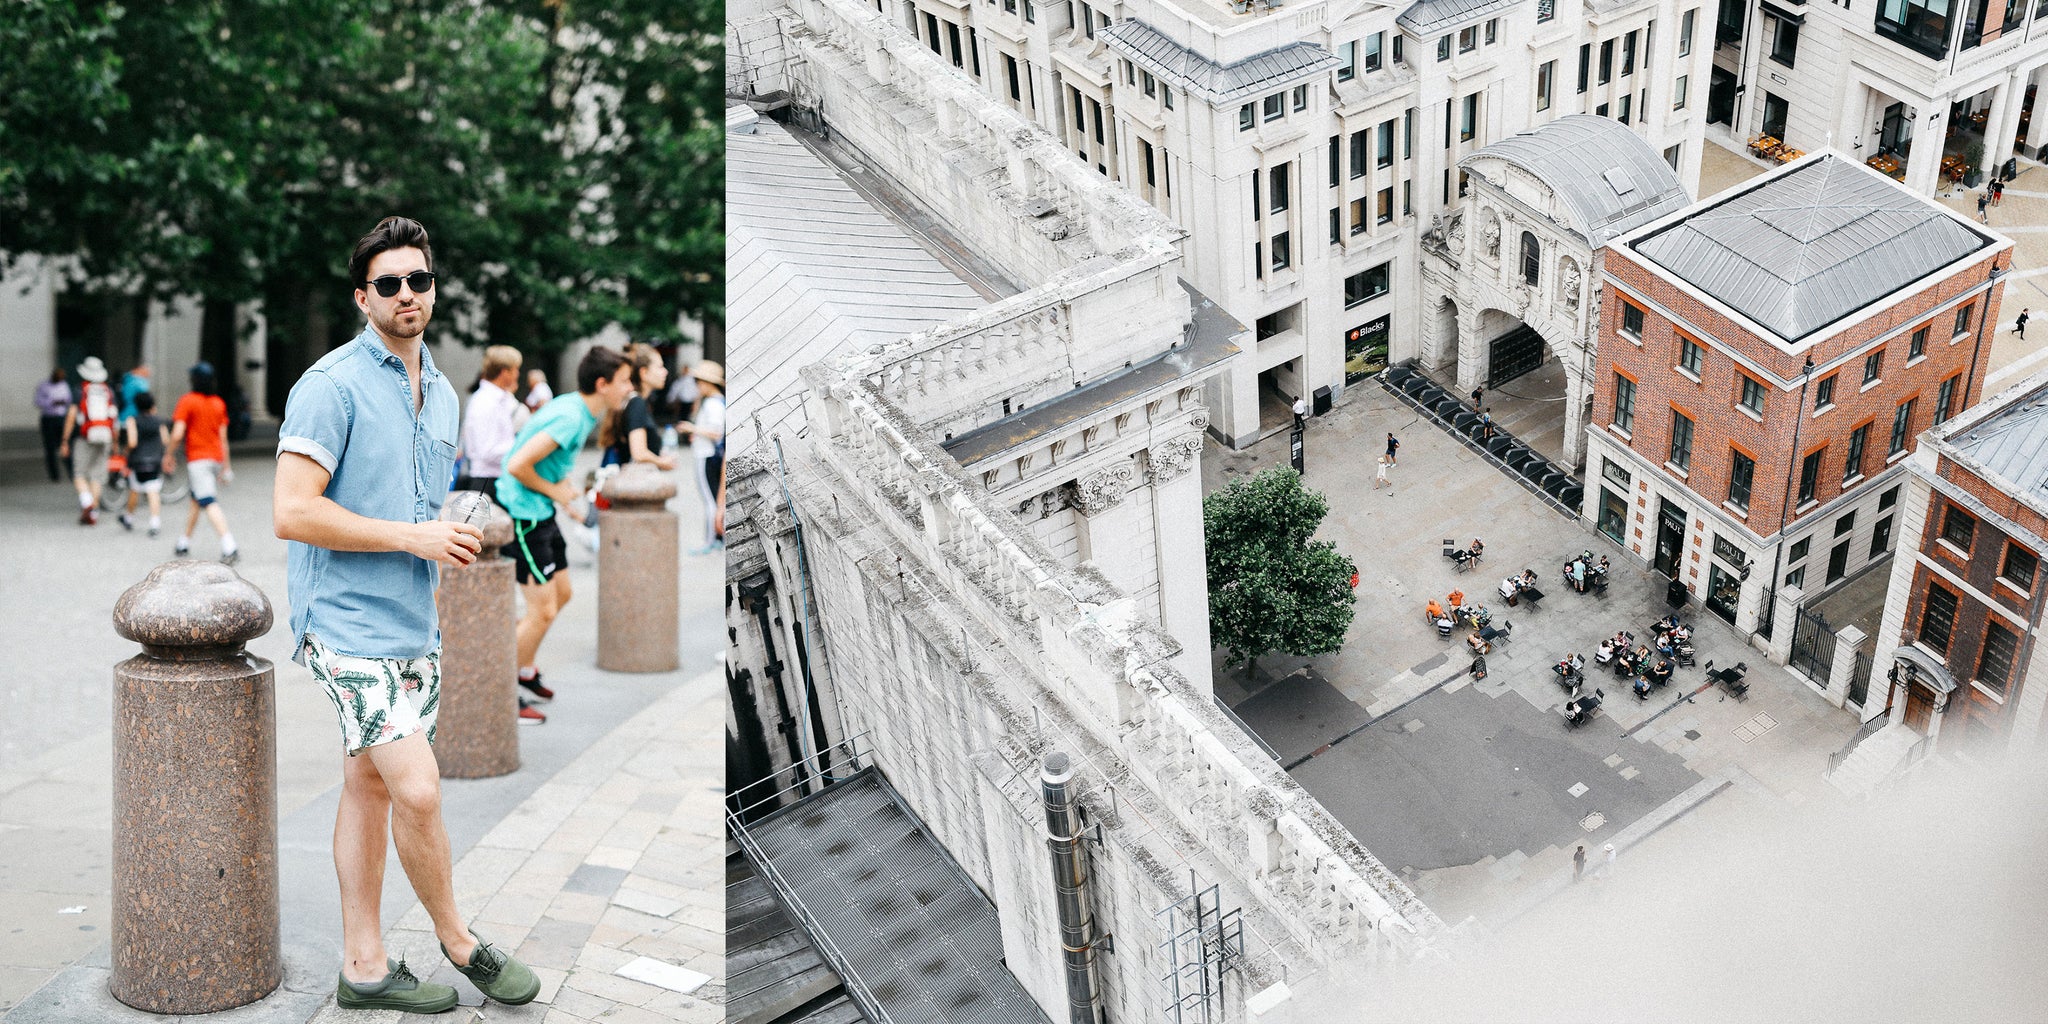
[79,381,116,443]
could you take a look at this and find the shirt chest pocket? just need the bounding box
[427,439,459,488]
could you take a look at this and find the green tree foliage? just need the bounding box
[0,0,722,353]
[1203,467,1357,671]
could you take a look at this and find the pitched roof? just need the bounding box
[1467,114,1690,247]
[1945,377,2048,515]
[1628,154,1995,342]
[1397,0,1522,34]
[1103,19,1339,104]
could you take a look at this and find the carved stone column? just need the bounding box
[1148,431,1211,688]
[1071,459,1150,603]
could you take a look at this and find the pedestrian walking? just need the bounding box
[2017,308,2030,340]
[1992,177,2005,204]
[1603,842,1617,878]
[168,361,239,564]
[1573,844,1586,881]
[58,356,117,524]
[119,392,170,536]
[677,360,726,553]
[497,345,638,719]
[456,345,528,502]
[34,366,72,483]
[1470,386,1483,407]
[1385,432,1400,466]
[601,344,677,472]
[274,216,541,1014]
[117,362,152,423]
[522,368,553,411]
[1978,191,1990,222]
[1374,453,1391,489]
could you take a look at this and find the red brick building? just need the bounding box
[1869,367,2048,751]
[1585,153,2009,646]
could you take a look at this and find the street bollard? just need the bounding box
[109,561,280,1014]
[597,463,680,672]
[435,502,520,778]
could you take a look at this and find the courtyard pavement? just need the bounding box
[0,447,726,1023]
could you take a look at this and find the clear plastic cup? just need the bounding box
[439,490,494,526]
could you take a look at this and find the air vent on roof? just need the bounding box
[1022,198,1058,219]
[1603,168,1636,196]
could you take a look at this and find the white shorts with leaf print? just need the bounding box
[303,634,441,756]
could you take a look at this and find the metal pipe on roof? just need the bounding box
[1041,751,1103,1024]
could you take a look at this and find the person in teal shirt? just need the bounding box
[495,346,636,711]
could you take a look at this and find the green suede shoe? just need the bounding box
[443,928,541,1005]
[336,957,458,1013]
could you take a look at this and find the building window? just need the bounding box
[1080,1,1095,36]
[2003,542,2039,592]
[1678,336,1703,375]
[1762,92,1788,138]
[1910,326,1928,360]
[1786,566,1806,588]
[1815,374,1836,410]
[1680,8,1696,54]
[1920,584,1958,655]
[1836,512,1857,540]
[1880,485,1900,510]
[1622,30,1637,75]
[1665,144,1682,171]
[1769,15,1799,65]
[1328,134,1340,187]
[1164,87,1173,110]
[1935,374,1960,424]
[1729,450,1756,511]
[1955,303,1974,335]
[1438,35,1452,61]
[1271,232,1291,270]
[1538,61,1556,111]
[1251,174,1260,222]
[1617,93,1632,124]
[1345,263,1391,307]
[1889,397,1916,456]
[1405,108,1413,158]
[1329,207,1341,244]
[1142,70,1157,97]
[1143,140,1157,187]
[1376,187,1394,224]
[1240,103,1255,131]
[1978,621,2019,695]
[1669,410,1695,472]
[1798,447,1824,506]
[1578,43,1591,93]
[1790,537,1811,563]
[1024,0,1036,23]
[1520,232,1541,285]
[1871,515,1892,557]
[1350,129,1368,178]
[1740,375,1765,415]
[1263,93,1284,121]
[1377,120,1395,168]
[1863,349,1884,385]
[1091,99,1105,144]
[1338,41,1358,81]
[1270,164,1290,213]
[1539,0,1556,19]
[1350,197,1367,234]
[1366,32,1385,71]
[1941,504,1975,552]
[1844,423,1868,482]
[1621,302,1644,338]
[1614,374,1637,434]
[1486,17,1498,43]
[1459,25,1478,51]
[1877,0,1952,60]
[1460,93,1478,141]
[1599,38,1614,83]
[1293,84,1309,111]
[1006,54,1022,101]
[1675,75,1689,110]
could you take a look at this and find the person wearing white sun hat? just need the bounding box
[58,356,118,524]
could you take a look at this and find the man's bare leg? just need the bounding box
[335,749,394,983]
[514,573,570,670]
[361,732,481,966]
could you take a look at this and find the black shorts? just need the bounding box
[504,516,568,585]
[131,465,162,484]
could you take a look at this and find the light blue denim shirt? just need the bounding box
[277,325,460,663]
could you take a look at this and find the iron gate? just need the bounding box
[1788,606,1836,684]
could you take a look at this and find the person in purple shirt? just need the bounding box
[34,367,73,482]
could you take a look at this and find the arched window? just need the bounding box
[1520,231,1541,286]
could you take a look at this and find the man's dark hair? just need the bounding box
[576,346,628,395]
[135,391,156,413]
[349,216,434,287]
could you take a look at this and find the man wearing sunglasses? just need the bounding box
[273,216,539,1013]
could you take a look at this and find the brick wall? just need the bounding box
[1591,241,2006,540]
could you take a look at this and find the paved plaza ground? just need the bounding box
[0,446,726,1023]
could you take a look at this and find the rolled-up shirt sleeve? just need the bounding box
[277,371,350,476]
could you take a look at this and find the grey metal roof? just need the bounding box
[742,767,1054,1024]
[1103,20,1339,104]
[1397,0,1522,34]
[1466,114,1690,247]
[728,112,988,447]
[1945,380,2048,513]
[1630,154,1995,342]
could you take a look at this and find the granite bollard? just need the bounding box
[434,500,520,778]
[109,561,280,1014]
[597,463,680,672]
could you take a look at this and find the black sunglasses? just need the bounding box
[365,271,436,297]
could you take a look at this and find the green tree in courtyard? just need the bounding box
[1203,466,1357,674]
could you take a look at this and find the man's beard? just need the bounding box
[372,303,431,340]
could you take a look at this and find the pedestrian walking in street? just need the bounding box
[1385,432,1400,466]
[1374,453,1391,490]
[34,366,72,483]
[120,392,169,536]
[1978,191,1990,222]
[117,363,155,526]
[1291,396,1307,429]
[1992,177,2005,204]
[1470,386,1483,407]
[456,345,528,503]
[497,345,638,719]
[677,360,726,554]
[522,367,553,411]
[274,216,541,1014]
[1603,842,1617,878]
[58,356,117,524]
[601,344,677,472]
[2017,308,2030,340]
[169,361,239,564]
[1573,844,1586,882]
[117,362,152,423]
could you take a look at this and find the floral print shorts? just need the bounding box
[303,634,442,756]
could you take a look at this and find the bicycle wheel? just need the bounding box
[99,474,129,511]
[161,467,190,505]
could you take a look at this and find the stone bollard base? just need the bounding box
[436,554,520,778]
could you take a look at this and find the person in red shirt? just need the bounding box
[168,361,239,564]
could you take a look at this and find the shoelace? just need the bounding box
[464,941,503,982]
[390,959,420,986]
